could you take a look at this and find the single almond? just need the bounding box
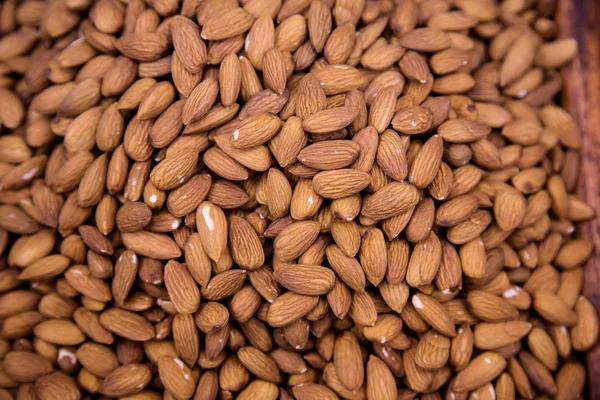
[98,364,152,397]
[273,264,335,295]
[230,113,282,149]
[121,230,181,260]
[313,169,371,199]
[303,106,359,134]
[298,140,360,171]
[229,215,265,270]
[273,221,320,262]
[164,260,201,314]
[158,357,196,399]
[267,292,318,327]
[99,307,155,341]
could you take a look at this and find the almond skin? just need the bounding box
[35,372,82,400]
[298,140,360,170]
[267,292,318,327]
[313,169,372,199]
[273,264,335,295]
[195,201,228,262]
[273,221,320,262]
[121,230,182,260]
[362,182,420,220]
[99,308,155,341]
[164,260,201,314]
[334,331,364,391]
[171,17,206,74]
[302,106,359,133]
[98,364,152,397]
[3,351,53,382]
[33,319,86,346]
[230,113,282,149]
[158,357,196,399]
[229,215,265,270]
[452,352,507,392]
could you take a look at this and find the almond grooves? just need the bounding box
[0,0,597,399]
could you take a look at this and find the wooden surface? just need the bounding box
[556,0,600,398]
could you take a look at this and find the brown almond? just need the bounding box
[326,244,366,292]
[303,106,360,134]
[452,352,507,392]
[35,372,81,400]
[158,357,196,399]
[99,308,155,341]
[3,351,53,382]
[391,106,432,135]
[33,319,86,345]
[202,269,247,301]
[409,134,443,189]
[399,28,451,52]
[366,355,396,400]
[274,264,335,295]
[376,129,408,181]
[362,182,420,220]
[359,228,387,286]
[201,7,253,41]
[273,221,320,262]
[171,17,206,73]
[267,292,318,327]
[75,343,119,378]
[298,140,360,171]
[121,230,181,260]
[166,174,212,218]
[164,260,201,314]
[229,215,265,270]
[99,364,152,397]
[333,331,364,391]
[230,113,282,149]
[238,346,281,383]
[412,293,456,337]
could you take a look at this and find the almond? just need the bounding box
[298,140,360,170]
[201,7,253,41]
[313,169,371,199]
[273,264,335,295]
[229,215,265,270]
[121,230,181,260]
[334,331,364,391]
[99,308,154,341]
[267,292,318,327]
[98,364,152,397]
[158,357,196,399]
[164,260,201,314]
[230,113,282,149]
[303,106,359,134]
[398,28,451,52]
[273,221,320,262]
[33,319,86,345]
[366,355,396,400]
[412,293,456,337]
[35,372,81,400]
[452,352,507,392]
[171,17,206,73]
[362,182,420,220]
[195,201,228,262]
[3,351,53,382]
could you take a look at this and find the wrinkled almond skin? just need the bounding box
[164,260,201,314]
[273,264,335,295]
[334,331,364,391]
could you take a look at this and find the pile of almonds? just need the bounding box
[0,0,598,398]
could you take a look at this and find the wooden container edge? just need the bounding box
[556,0,600,398]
